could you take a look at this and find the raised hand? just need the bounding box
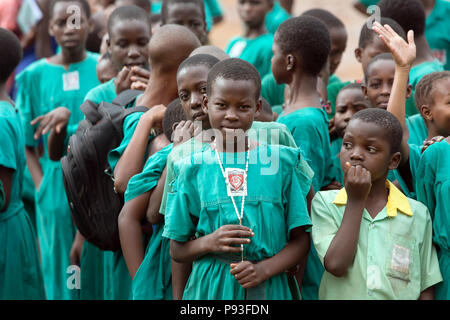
[372,21,416,69]
[31,107,71,140]
[343,161,372,201]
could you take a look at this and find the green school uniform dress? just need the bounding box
[415,140,450,300]
[124,143,174,300]
[225,33,274,79]
[409,60,444,89]
[0,101,46,300]
[265,1,291,34]
[15,52,100,300]
[311,181,442,300]
[104,104,154,300]
[330,137,344,186]
[84,78,117,104]
[276,107,339,300]
[406,114,428,147]
[163,144,313,300]
[425,0,450,71]
[261,72,285,109]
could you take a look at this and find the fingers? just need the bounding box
[131,81,147,91]
[407,30,415,45]
[130,66,150,78]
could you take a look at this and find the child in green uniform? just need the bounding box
[330,83,370,186]
[272,16,339,300]
[96,52,119,84]
[225,0,274,79]
[15,0,100,300]
[311,107,442,299]
[161,0,209,45]
[416,137,450,300]
[0,28,46,300]
[163,58,313,300]
[378,0,444,89]
[265,0,290,34]
[424,0,450,71]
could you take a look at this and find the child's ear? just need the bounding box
[420,104,433,121]
[88,18,95,34]
[286,54,295,71]
[361,83,368,98]
[354,48,362,63]
[405,84,412,99]
[254,98,262,118]
[388,151,402,170]
[201,95,209,114]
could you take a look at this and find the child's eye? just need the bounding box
[343,142,352,149]
[179,92,189,101]
[369,83,380,89]
[367,146,377,153]
[200,87,207,94]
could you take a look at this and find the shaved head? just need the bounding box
[149,24,201,72]
[189,45,229,61]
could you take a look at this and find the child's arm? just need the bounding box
[171,259,192,300]
[372,22,416,168]
[118,191,152,278]
[25,146,43,189]
[169,225,254,263]
[230,226,310,289]
[323,162,371,277]
[0,166,13,212]
[30,107,71,161]
[114,105,166,194]
[146,167,166,225]
[69,230,85,266]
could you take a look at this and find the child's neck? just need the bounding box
[364,176,389,219]
[213,135,256,153]
[141,71,178,108]
[426,122,442,140]
[242,23,267,39]
[49,47,87,70]
[0,84,13,105]
[413,36,435,67]
[284,73,322,113]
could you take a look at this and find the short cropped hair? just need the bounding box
[378,0,426,36]
[415,71,450,109]
[207,58,261,100]
[302,8,345,30]
[162,98,187,141]
[358,17,405,48]
[115,0,152,13]
[107,5,152,35]
[350,108,403,154]
[177,54,220,75]
[49,0,91,19]
[364,52,394,82]
[275,16,331,76]
[161,0,206,24]
[0,28,22,82]
[338,82,364,96]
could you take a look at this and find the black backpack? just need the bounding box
[61,89,148,251]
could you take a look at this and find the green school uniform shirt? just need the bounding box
[358,0,379,6]
[409,60,444,89]
[261,72,285,108]
[330,137,344,186]
[84,78,117,104]
[311,181,442,300]
[124,143,174,300]
[225,33,274,79]
[416,140,450,299]
[15,52,100,300]
[0,101,46,300]
[162,144,313,300]
[159,121,298,216]
[406,113,428,147]
[425,0,450,71]
[265,1,291,34]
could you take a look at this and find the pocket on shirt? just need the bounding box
[385,233,416,283]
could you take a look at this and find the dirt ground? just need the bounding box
[208,0,369,81]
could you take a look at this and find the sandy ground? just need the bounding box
[208,0,369,81]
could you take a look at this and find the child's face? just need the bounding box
[237,0,272,29]
[334,88,369,137]
[203,77,261,145]
[177,64,210,126]
[363,59,395,109]
[340,119,400,182]
[96,58,118,83]
[165,2,207,45]
[49,2,90,51]
[329,27,347,75]
[271,37,290,84]
[426,78,450,137]
[108,19,151,70]
[355,37,389,73]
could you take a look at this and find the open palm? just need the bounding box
[372,21,416,69]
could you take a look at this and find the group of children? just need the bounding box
[0,0,449,301]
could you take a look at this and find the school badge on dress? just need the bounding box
[225,168,247,197]
[63,71,80,91]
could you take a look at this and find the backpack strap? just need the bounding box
[122,105,149,118]
[112,89,144,107]
[80,99,103,124]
